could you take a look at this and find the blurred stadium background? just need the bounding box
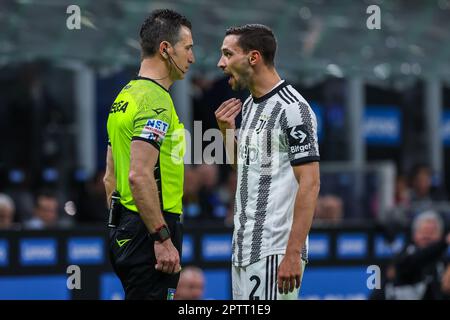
[1,0,450,300]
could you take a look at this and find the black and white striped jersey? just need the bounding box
[232,80,320,267]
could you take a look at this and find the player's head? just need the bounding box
[140,9,195,79]
[217,24,277,90]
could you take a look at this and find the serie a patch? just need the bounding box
[140,119,169,141]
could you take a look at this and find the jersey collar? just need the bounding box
[252,80,287,104]
[135,76,170,93]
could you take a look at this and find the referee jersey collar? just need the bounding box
[252,80,287,104]
[135,76,170,93]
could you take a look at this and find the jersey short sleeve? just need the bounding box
[132,103,172,150]
[280,101,320,166]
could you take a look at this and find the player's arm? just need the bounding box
[129,140,181,274]
[215,98,242,170]
[103,145,117,208]
[278,161,320,294]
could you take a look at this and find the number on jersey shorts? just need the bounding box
[232,254,306,300]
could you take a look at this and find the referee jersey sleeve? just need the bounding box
[132,102,172,150]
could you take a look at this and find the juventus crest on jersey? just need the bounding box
[232,80,320,267]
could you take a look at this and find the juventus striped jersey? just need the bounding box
[232,80,320,267]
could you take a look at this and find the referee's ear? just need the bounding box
[159,42,170,59]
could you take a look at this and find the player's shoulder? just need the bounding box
[275,82,309,106]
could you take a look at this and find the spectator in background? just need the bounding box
[183,165,202,219]
[4,169,34,223]
[394,174,411,208]
[76,170,108,223]
[386,165,449,226]
[175,266,205,300]
[313,194,343,224]
[24,190,62,229]
[197,164,227,220]
[378,210,450,300]
[0,193,17,229]
[408,164,448,216]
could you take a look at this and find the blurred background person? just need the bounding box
[182,165,202,220]
[197,164,227,220]
[407,164,448,219]
[175,266,205,300]
[0,193,17,230]
[314,194,344,224]
[380,210,450,300]
[75,170,108,223]
[385,164,449,227]
[24,190,71,229]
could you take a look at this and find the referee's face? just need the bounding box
[218,35,252,91]
[169,26,195,80]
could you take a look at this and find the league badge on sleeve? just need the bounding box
[140,119,169,142]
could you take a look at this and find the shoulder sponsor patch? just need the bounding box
[140,119,169,142]
[287,124,312,156]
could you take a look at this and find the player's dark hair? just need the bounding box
[225,24,277,67]
[140,9,192,58]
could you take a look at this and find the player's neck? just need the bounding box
[249,67,281,99]
[138,58,173,90]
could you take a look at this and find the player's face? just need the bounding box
[217,35,252,90]
[170,26,195,80]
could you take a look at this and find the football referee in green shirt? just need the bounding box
[103,9,195,300]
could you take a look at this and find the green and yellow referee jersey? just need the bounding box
[107,76,185,215]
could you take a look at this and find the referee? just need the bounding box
[103,9,195,300]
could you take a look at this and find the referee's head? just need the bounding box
[139,9,192,59]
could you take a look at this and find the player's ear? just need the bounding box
[248,51,260,66]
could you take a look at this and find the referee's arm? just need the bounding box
[103,146,117,208]
[129,140,181,274]
[129,140,167,233]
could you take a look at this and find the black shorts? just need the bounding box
[108,207,183,300]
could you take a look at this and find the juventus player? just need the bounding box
[215,24,320,300]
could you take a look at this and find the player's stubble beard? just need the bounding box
[231,62,252,91]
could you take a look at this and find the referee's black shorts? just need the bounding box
[108,206,183,300]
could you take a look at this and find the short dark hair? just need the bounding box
[140,9,192,58]
[225,24,277,66]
